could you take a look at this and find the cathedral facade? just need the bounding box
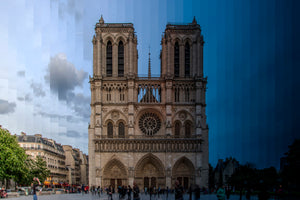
[88,16,209,190]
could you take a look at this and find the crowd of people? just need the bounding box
[0,187,7,198]
[83,181,204,200]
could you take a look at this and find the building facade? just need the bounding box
[17,133,88,186]
[88,16,209,189]
[214,158,239,186]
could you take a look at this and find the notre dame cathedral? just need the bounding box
[88,16,209,190]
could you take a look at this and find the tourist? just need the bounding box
[108,185,113,200]
[31,177,41,200]
[133,182,140,200]
[195,185,201,200]
[175,180,183,200]
[216,185,226,200]
[127,185,132,200]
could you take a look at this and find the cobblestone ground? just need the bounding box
[6,193,277,200]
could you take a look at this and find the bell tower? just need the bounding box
[161,17,204,78]
[92,15,138,78]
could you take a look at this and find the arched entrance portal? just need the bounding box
[172,157,195,190]
[135,154,165,190]
[103,159,128,188]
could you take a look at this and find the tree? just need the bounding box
[228,162,256,190]
[0,127,29,188]
[29,156,50,183]
[281,139,300,191]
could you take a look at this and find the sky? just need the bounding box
[0,0,299,169]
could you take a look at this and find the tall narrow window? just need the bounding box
[185,88,190,102]
[118,122,125,138]
[175,122,180,136]
[174,42,179,77]
[185,122,191,137]
[107,122,113,138]
[175,87,180,102]
[118,41,124,77]
[106,41,112,77]
[185,42,190,77]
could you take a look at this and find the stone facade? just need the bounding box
[214,158,239,186]
[88,16,209,190]
[17,133,88,186]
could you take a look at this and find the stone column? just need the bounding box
[88,128,95,187]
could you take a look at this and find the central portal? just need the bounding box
[135,154,165,189]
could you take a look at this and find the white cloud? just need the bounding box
[0,99,16,114]
[45,53,88,100]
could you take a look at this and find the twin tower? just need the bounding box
[88,16,209,189]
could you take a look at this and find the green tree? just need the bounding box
[229,163,256,190]
[281,139,300,191]
[29,156,50,183]
[0,127,29,187]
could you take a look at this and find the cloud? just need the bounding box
[59,130,81,138]
[67,92,90,119]
[36,111,78,123]
[57,0,83,22]
[45,53,87,100]
[0,99,16,114]
[17,94,32,102]
[17,71,25,77]
[30,82,46,97]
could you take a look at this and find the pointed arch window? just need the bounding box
[175,87,180,102]
[118,122,125,138]
[107,122,113,138]
[175,122,180,137]
[185,42,190,77]
[106,41,112,77]
[118,41,124,77]
[174,42,180,77]
[185,122,191,137]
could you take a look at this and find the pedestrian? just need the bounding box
[31,177,41,200]
[188,185,192,200]
[127,185,132,200]
[195,185,201,200]
[216,185,226,200]
[133,182,140,200]
[149,186,153,200]
[98,186,101,197]
[225,186,231,199]
[166,186,169,199]
[245,188,251,200]
[81,184,85,195]
[175,180,183,200]
[108,185,113,200]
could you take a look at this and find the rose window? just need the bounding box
[139,112,161,135]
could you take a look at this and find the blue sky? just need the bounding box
[0,0,299,169]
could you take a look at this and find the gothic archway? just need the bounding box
[135,153,165,189]
[103,159,128,188]
[172,157,195,190]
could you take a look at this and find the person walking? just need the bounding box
[175,180,183,200]
[127,185,132,200]
[108,185,113,200]
[133,182,140,200]
[195,185,201,200]
[217,185,226,200]
[31,177,41,200]
[225,186,231,199]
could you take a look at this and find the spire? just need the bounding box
[148,46,151,78]
[192,16,197,24]
[99,15,104,24]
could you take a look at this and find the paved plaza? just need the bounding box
[6,193,277,200]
